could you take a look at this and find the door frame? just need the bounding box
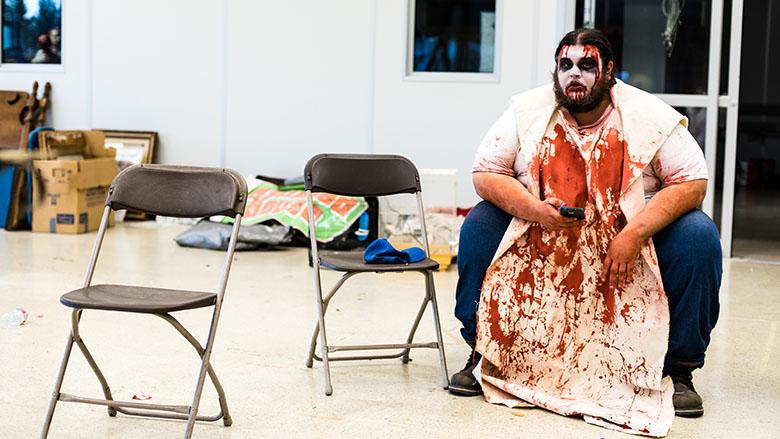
[564,0,744,256]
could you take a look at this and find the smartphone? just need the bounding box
[559,205,585,220]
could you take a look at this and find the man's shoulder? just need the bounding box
[509,83,556,114]
[613,81,665,106]
[613,80,686,127]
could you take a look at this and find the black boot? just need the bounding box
[668,367,704,417]
[448,348,483,396]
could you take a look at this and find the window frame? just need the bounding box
[567,0,746,257]
[403,0,502,83]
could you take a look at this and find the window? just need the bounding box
[407,0,498,79]
[575,0,715,94]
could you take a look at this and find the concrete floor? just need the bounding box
[1,221,779,438]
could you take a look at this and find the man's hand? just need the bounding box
[602,228,643,288]
[532,197,582,231]
[600,179,707,288]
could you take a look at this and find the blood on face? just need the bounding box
[557,44,603,101]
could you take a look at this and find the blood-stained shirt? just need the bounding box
[472,102,708,201]
[475,98,678,436]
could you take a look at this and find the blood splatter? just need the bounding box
[476,109,672,436]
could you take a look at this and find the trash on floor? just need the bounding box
[174,220,291,251]
[0,307,28,329]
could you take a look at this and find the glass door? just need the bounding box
[729,0,780,261]
[570,0,745,257]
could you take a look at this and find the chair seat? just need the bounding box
[60,284,217,313]
[319,250,439,272]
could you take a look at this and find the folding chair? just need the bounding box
[303,153,449,395]
[41,164,247,439]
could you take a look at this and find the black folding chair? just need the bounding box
[41,164,247,439]
[303,153,449,395]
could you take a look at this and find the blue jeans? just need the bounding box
[454,201,722,371]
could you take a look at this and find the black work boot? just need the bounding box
[669,368,704,417]
[448,348,483,396]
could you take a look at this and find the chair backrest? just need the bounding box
[304,154,421,196]
[107,164,247,218]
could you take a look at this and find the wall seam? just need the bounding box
[367,0,378,154]
[87,0,94,128]
[219,0,229,167]
[531,0,541,86]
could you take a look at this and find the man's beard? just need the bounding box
[553,73,612,114]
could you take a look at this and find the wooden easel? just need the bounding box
[1,81,53,229]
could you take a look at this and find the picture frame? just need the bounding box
[1,0,64,72]
[100,130,157,221]
[101,130,157,167]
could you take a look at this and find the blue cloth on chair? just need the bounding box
[364,238,426,264]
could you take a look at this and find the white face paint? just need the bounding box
[556,44,603,102]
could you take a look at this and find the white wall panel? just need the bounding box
[91,0,224,166]
[224,0,373,179]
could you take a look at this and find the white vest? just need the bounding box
[493,80,687,282]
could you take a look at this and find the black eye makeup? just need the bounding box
[578,58,598,73]
[558,57,599,74]
[558,58,573,71]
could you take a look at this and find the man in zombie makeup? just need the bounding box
[449,28,721,435]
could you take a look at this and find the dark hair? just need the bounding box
[554,28,616,84]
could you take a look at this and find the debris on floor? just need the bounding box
[0,307,28,329]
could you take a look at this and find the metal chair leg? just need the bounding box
[306,273,355,368]
[306,320,320,368]
[316,294,333,396]
[183,358,211,437]
[312,273,333,395]
[158,314,232,426]
[306,270,447,392]
[401,293,431,364]
[426,272,449,389]
[184,312,221,438]
[70,310,117,417]
[308,266,345,395]
[40,332,75,439]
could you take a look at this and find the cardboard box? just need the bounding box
[84,130,117,158]
[32,157,117,233]
[38,130,117,160]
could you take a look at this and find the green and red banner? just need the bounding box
[216,178,366,243]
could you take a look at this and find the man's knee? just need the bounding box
[656,210,722,312]
[462,201,513,233]
[655,209,722,266]
[458,201,512,267]
[677,210,722,257]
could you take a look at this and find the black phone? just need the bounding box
[559,205,585,220]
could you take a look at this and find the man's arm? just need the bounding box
[473,172,579,231]
[471,105,580,231]
[603,179,707,287]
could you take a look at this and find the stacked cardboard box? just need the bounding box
[32,131,117,233]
